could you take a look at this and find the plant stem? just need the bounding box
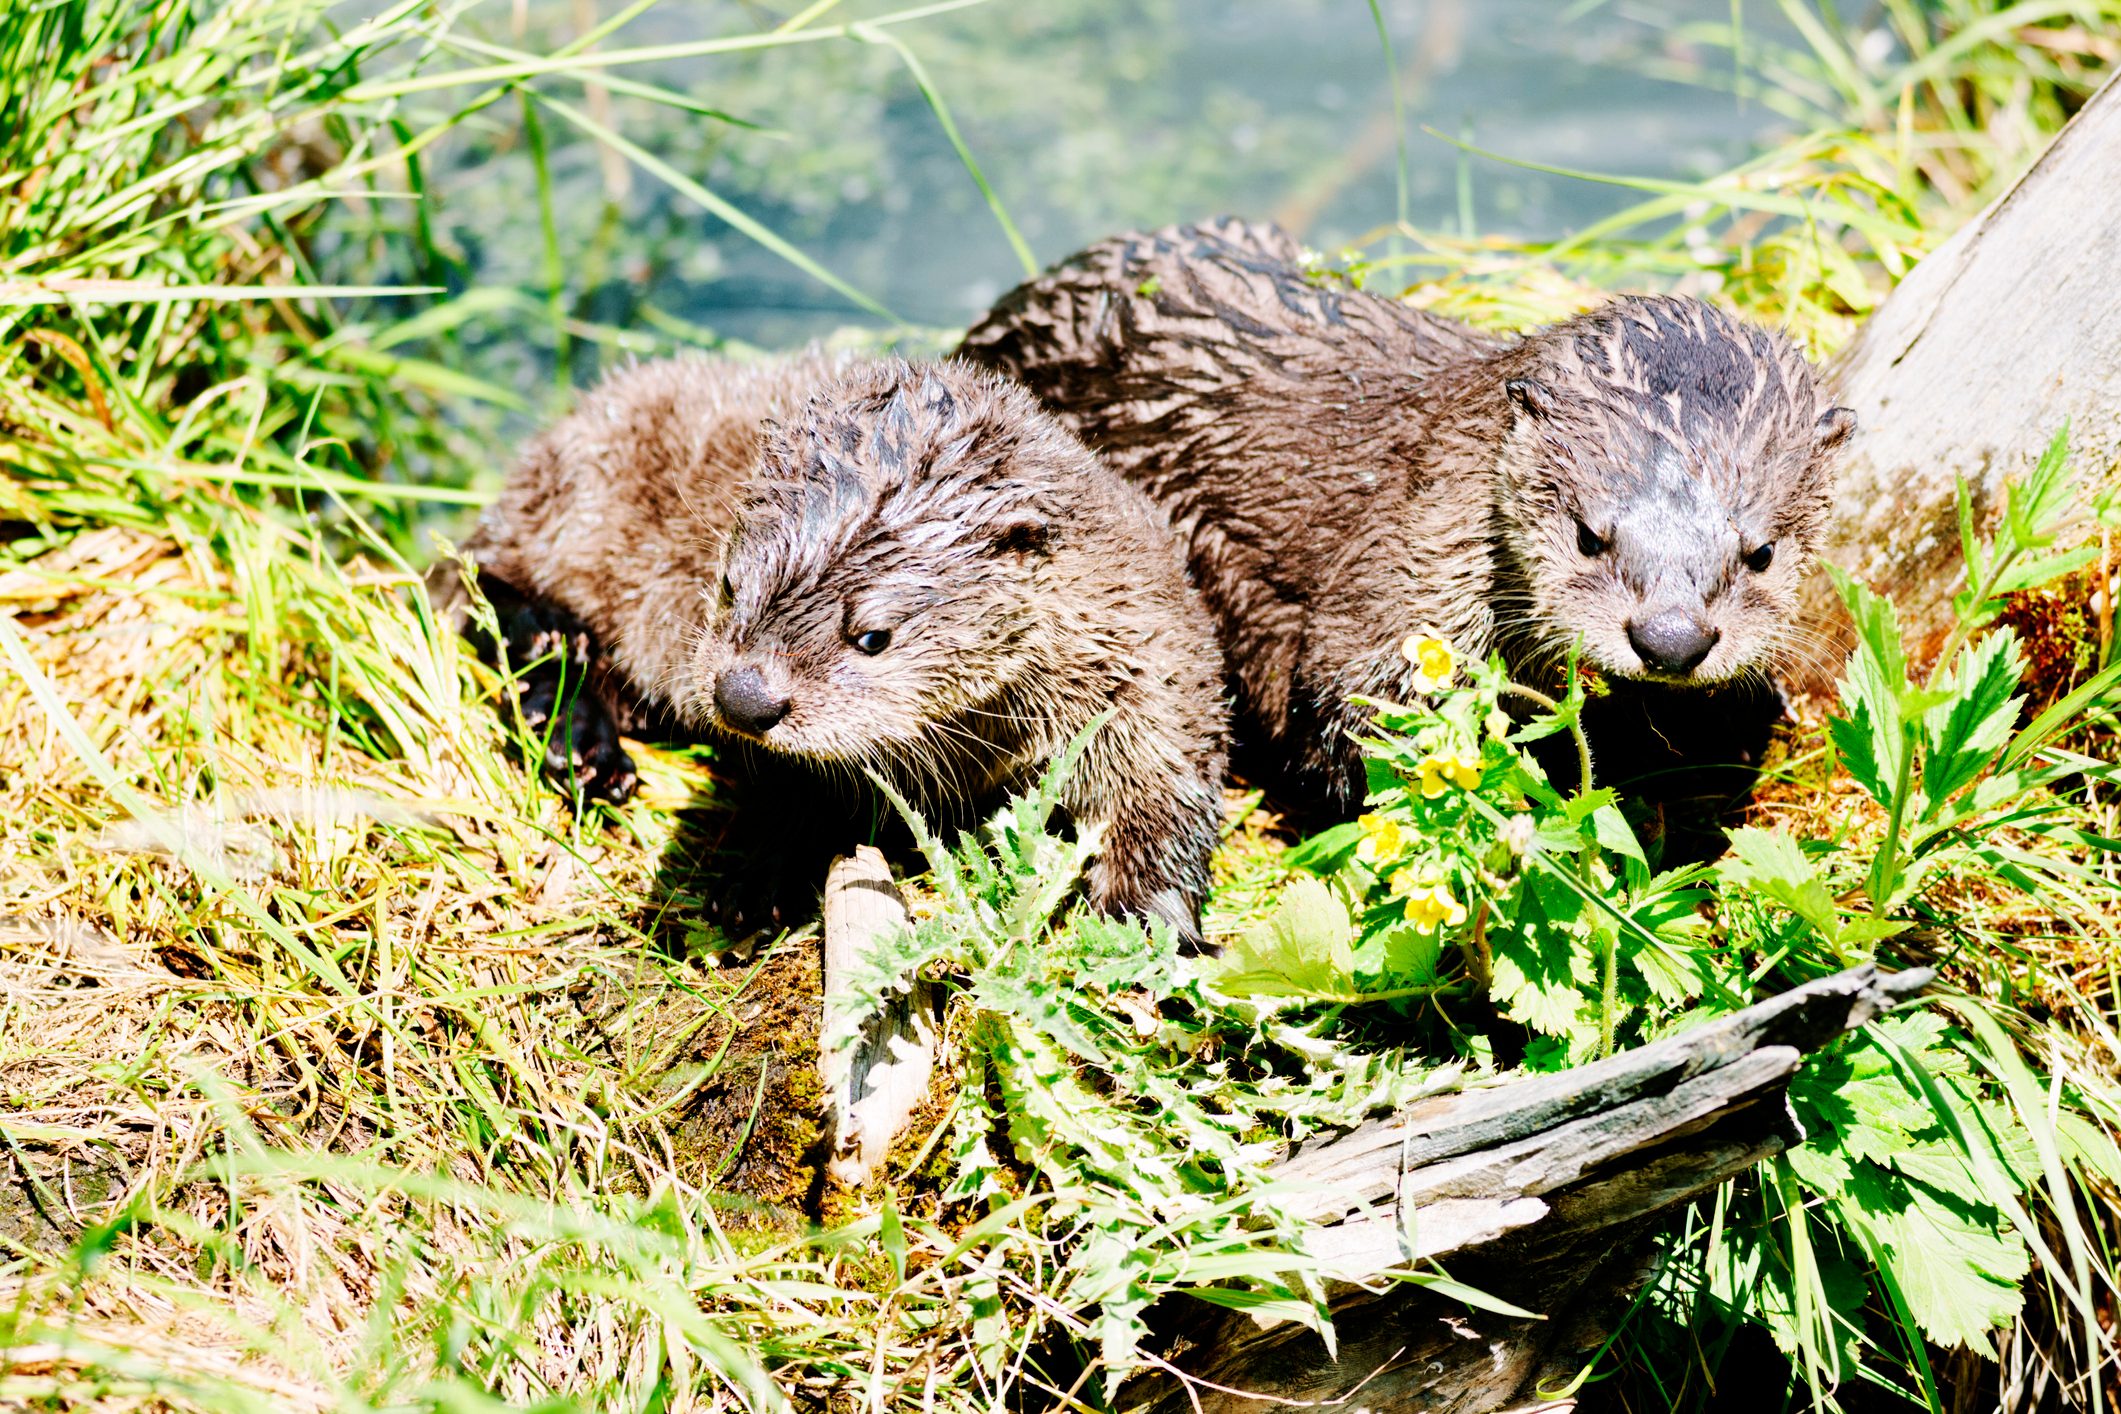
[1927,543,2023,692]
[1599,918,1619,1059]
[1502,680,1612,1048]
[1871,542,2026,909]
[1501,682,1595,795]
[1868,720,1919,911]
[1459,899,1491,994]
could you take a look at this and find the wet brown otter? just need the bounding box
[960,218,1855,812]
[447,354,1230,942]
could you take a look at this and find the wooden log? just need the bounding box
[1128,964,1931,1413]
[818,847,942,1190]
[1799,72,2121,682]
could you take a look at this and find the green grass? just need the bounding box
[3,1,2119,1410]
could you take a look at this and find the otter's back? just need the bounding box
[960,219,1499,746]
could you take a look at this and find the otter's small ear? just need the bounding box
[991,515,1050,559]
[1505,378,1559,420]
[1814,406,1857,452]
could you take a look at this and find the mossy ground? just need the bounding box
[5,1,2120,1409]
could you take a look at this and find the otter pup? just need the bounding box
[449,354,1230,942]
[960,218,1854,812]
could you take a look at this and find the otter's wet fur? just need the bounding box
[960,218,1855,811]
[455,354,1230,942]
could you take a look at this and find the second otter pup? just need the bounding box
[960,218,1855,811]
[452,355,1230,942]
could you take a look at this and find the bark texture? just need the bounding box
[1802,71,2121,680]
[1126,964,1931,1413]
[819,847,942,1190]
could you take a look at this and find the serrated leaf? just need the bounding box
[1628,934,1711,1005]
[1379,924,1444,984]
[2002,423,2073,550]
[1834,916,1911,947]
[1488,891,1595,1038]
[1489,959,1590,1037]
[1827,698,1894,807]
[1210,875,1355,1000]
[1828,569,1911,807]
[1837,1167,2027,1356]
[1832,566,1909,693]
[1561,787,1621,823]
[1721,826,1840,940]
[1922,630,2026,812]
[1786,1139,1854,1192]
[1591,803,1646,866]
[1510,682,1583,744]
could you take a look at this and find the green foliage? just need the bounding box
[6,2,2120,1411]
[833,740,1454,1391]
[1262,435,2121,1402]
[819,416,2117,1398]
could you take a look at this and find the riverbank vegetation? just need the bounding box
[3,2,2119,1409]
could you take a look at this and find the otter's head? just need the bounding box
[1491,296,1853,685]
[685,360,1068,774]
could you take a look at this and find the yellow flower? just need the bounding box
[1399,629,1456,693]
[1414,751,1483,798]
[1354,812,1404,865]
[1400,881,1468,933]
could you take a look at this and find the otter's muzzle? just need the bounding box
[1626,610,1719,677]
[714,665,792,736]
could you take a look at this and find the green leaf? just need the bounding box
[1703,1208,1867,1378]
[1827,695,1895,806]
[1826,570,1915,808]
[1210,875,1356,1000]
[1921,629,2024,812]
[1721,826,1840,940]
[2001,654,2121,773]
[1371,923,1443,985]
[1955,475,1986,594]
[1285,821,1363,874]
[2004,423,2074,551]
[1990,542,2098,596]
[1832,565,1909,694]
[879,1193,908,1285]
[1837,1167,2027,1356]
[1627,933,1712,1006]
[1489,874,1596,1039]
[1591,803,1646,866]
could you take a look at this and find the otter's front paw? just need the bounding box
[470,574,639,804]
[697,868,813,940]
[515,661,638,804]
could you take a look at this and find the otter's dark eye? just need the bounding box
[851,628,892,656]
[1744,543,1775,573]
[1576,520,1608,557]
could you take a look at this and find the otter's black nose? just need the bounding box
[714,666,791,735]
[1627,612,1719,676]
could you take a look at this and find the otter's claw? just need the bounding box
[522,681,636,804]
[470,571,639,804]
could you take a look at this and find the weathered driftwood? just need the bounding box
[1799,71,2121,681]
[1129,964,1931,1414]
[818,847,942,1189]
